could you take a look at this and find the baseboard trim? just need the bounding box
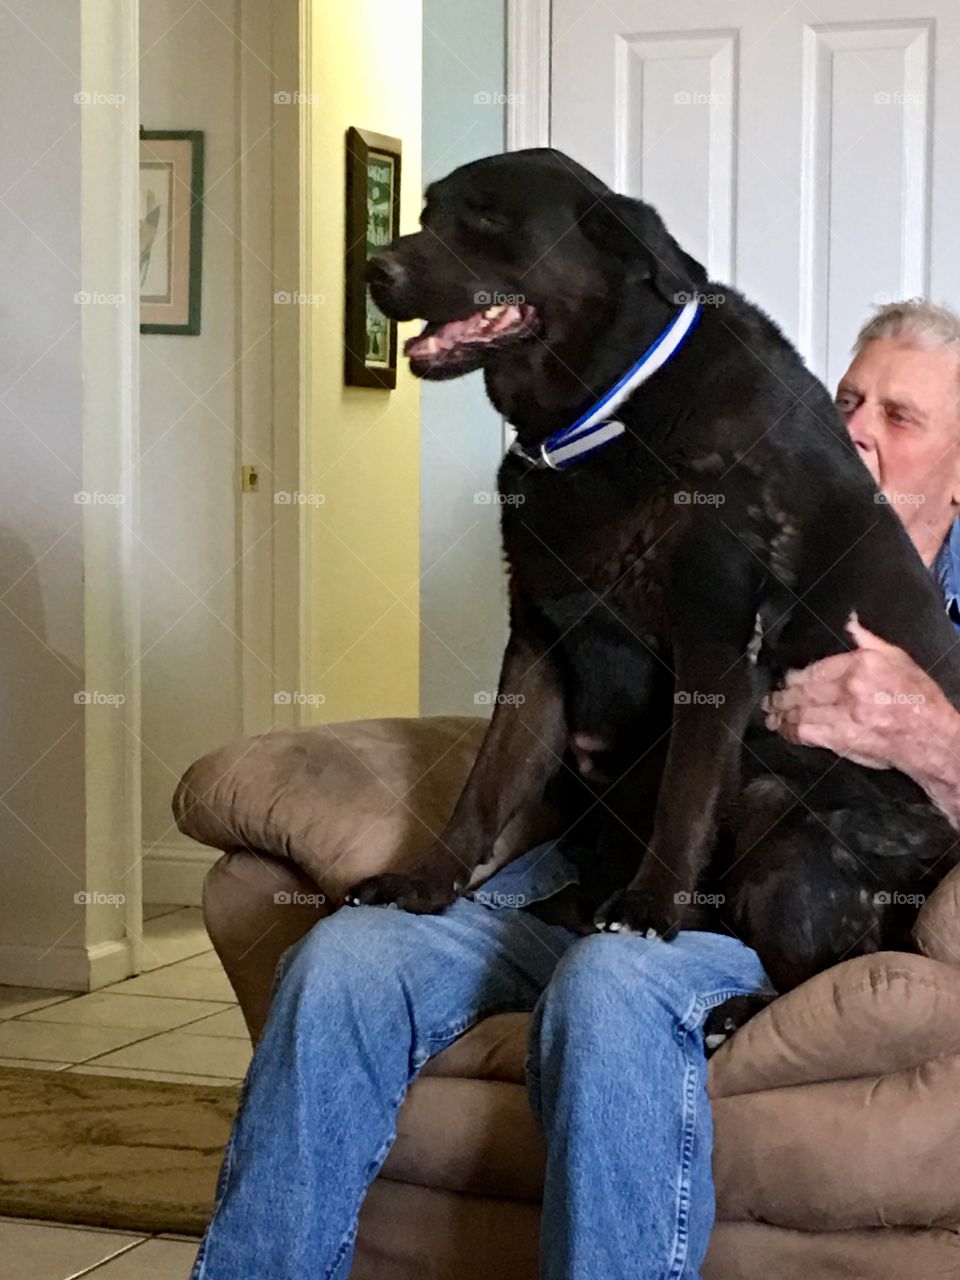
[142,840,220,907]
[88,938,135,989]
[0,937,134,993]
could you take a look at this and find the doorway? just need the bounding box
[138,0,302,908]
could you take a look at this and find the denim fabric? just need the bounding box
[466,838,584,910]
[192,841,768,1280]
[526,929,769,1280]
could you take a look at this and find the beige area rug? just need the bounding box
[0,1066,239,1235]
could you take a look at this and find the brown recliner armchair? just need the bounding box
[174,715,960,1280]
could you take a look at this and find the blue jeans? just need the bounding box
[191,846,768,1280]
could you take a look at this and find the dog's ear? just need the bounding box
[581,192,707,303]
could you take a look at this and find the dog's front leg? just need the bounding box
[595,522,761,941]
[594,644,755,939]
[345,626,568,913]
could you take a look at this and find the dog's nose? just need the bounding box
[367,254,406,293]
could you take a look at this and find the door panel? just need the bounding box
[551,0,960,387]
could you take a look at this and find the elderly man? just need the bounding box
[766,298,960,829]
[191,299,960,1280]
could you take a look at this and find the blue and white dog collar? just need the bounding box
[508,297,702,471]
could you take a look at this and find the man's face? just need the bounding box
[835,338,960,520]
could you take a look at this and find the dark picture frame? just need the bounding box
[344,126,402,388]
[139,129,204,335]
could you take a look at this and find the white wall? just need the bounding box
[419,0,510,716]
[138,0,247,895]
[0,2,87,972]
[0,0,140,989]
[138,1,300,905]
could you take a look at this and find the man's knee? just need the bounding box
[278,904,410,1004]
[553,931,639,987]
[534,930,763,1037]
[536,933,671,1034]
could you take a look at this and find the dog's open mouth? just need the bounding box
[403,302,539,376]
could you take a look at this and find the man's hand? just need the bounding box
[763,615,949,770]
[763,614,960,825]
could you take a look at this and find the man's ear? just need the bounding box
[581,192,707,303]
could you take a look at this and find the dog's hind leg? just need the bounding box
[703,992,778,1056]
[724,817,885,994]
[345,620,568,913]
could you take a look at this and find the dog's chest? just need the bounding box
[496,444,813,652]
[500,469,684,627]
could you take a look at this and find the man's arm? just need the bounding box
[763,614,960,828]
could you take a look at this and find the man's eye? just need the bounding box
[835,394,857,414]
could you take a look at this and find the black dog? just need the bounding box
[346,147,960,999]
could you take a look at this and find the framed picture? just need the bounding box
[344,126,402,388]
[139,130,204,335]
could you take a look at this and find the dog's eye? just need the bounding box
[465,208,511,237]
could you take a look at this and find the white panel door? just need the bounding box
[551,0,960,388]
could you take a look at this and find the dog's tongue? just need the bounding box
[404,303,529,360]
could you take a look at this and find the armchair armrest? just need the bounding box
[913,862,960,969]
[173,715,559,901]
[708,949,960,1098]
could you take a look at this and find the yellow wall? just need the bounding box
[302,0,422,721]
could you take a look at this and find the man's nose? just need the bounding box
[845,404,877,453]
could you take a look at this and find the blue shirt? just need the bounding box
[933,516,960,633]
[474,518,960,913]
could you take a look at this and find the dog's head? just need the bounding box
[367,148,707,382]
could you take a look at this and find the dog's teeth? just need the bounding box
[644,927,660,941]
[607,921,622,932]
[483,304,507,319]
[705,1033,727,1051]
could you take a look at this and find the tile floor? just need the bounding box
[0,907,245,1275]
[0,905,250,1086]
[0,1217,200,1280]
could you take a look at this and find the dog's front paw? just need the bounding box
[344,870,459,915]
[593,887,684,941]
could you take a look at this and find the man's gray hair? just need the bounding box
[854,297,960,361]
